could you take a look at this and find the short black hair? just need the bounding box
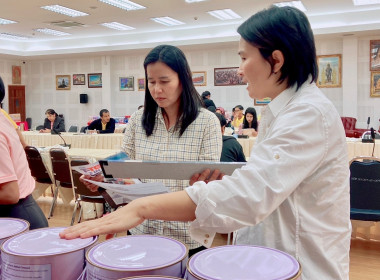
[234,105,244,111]
[99,109,109,117]
[202,91,211,99]
[215,112,227,127]
[237,6,317,91]
[142,45,203,137]
[0,76,4,103]
[45,109,57,117]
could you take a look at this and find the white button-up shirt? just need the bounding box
[186,81,351,279]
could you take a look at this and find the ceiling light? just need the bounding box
[352,0,380,5]
[98,0,146,11]
[100,22,135,30]
[0,18,17,25]
[0,33,29,40]
[185,0,208,2]
[274,1,307,12]
[41,5,89,17]
[151,17,185,26]
[34,28,71,36]
[208,9,241,20]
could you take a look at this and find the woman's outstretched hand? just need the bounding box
[189,169,224,186]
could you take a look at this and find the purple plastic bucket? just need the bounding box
[1,227,97,280]
[0,218,30,278]
[86,235,188,279]
[185,245,301,280]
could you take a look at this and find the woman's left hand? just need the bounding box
[189,169,224,185]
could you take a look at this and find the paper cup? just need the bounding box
[185,245,301,280]
[1,227,97,279]
[86,235,188,279]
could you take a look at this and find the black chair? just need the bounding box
[26,117,32,131]
[80,126,87,133]
[68,125,78,133]
[48,148,74,219]
[36,125,44,131]
[350,156,380,221]
[24,146,54,198]
[70,159,105,225]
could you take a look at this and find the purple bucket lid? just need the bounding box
[0,218,29,240]
[2,227,97,256]
[87,235,187,271]
[188,245,299,280]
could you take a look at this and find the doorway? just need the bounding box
[8,85,26,121]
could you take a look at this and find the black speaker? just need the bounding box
[80,93,88,104]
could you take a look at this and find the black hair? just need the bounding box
[142,45,203,136]
[242,107,258,130]
[45,109,58,117]
[234,105,244,111]
[201,91,211,99]
[99,109,109,117]
[0,76,4,103]
[237,5,317,91]
[215,112,227,127]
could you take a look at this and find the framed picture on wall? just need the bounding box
[120,77,134,91]
[370,71,380,97]
[370,40,380,71]
[137,78,145,91]
[192,71,207,86]
[73,74,85,85]
[254,97,272,106]
[88,73,102,88]
[56,75,71,90]
[316,54,342,88]
[214,67,245,86]
[12,65,21,84]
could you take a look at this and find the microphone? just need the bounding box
[371,127,376,157]
[367,117,370,130]
[52,128,70,148]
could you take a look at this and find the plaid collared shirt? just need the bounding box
[123,107,222,249]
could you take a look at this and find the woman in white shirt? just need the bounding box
[61,6,350,279]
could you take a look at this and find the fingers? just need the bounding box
[189,173,201,186]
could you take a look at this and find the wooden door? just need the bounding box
[8,85,26,121]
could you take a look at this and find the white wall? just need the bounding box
[0,34,379,131]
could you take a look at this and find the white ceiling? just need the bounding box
[1,0,380,58]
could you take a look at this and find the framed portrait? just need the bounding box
[254,97,272,106]
[73,74,85,85]
[12,65,21,84]
[56,75,71,90]
[88,73,102,88]
[370,71,380,97]
[137,78,145,91]
[370,40,380,71]
[192,71,207,86]
[316,54,342,88]
[214,67,246,86]
[119,77,134,91]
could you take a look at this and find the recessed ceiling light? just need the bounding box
[151,17,185,26]
[34,28,71,36]
[41,5,89,17]
[0,18,17,25]
[352,0,380,5]
[0,33,29,40]
[208,9,241,20]
[274,1,307,12]
[185,0,208,2]
[100,22,135,30]
[98,0,146,11]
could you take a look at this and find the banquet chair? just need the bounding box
[70,158,106,225]
[26,117,32,131]
[350,156,380,221]
[80,126,87,133]
[68,125,78,133]
[48,148,74,219]
[24,146,54,199]
[36,125,44,131]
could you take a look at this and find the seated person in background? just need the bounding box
[87,109,116,134]
[0,76,48,230]
[231,105,244,131]
[40,108,65,133]
[215,112,246,162]
[240,107,258,137]
[207,106,216,112]
[201,91,216,108]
